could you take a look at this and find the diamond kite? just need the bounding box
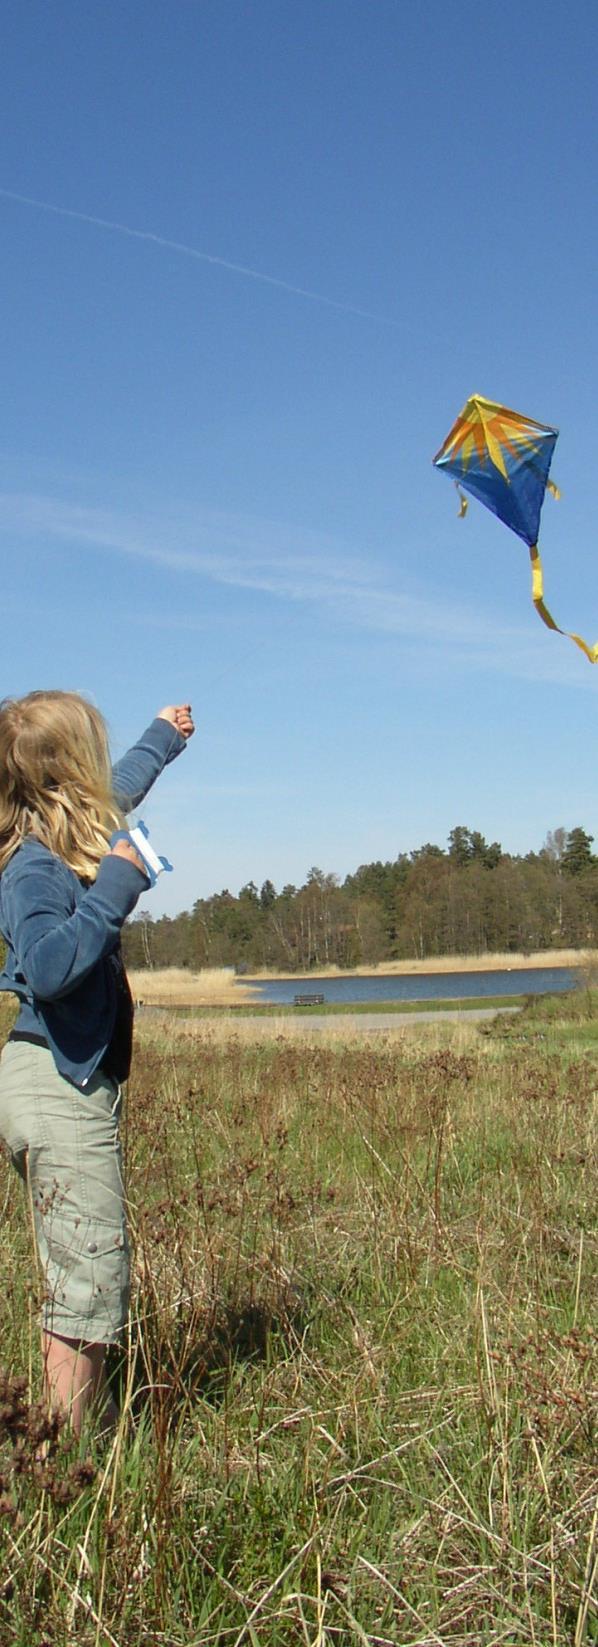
[433,393,597,663]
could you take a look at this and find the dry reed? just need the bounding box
[126,965,260,1007]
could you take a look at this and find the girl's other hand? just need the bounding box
[157,703,195,740]
[110,839,148,875]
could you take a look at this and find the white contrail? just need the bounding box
[0,185,397,325]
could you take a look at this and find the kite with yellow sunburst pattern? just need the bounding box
[433,393,597,663]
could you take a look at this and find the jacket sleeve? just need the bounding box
[2,851,148,1001]
[111,717,186,813]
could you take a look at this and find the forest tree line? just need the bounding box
[121,824,598,972]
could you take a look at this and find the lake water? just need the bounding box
[247,967,578,1006]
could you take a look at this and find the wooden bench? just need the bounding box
[293,993,325,1007]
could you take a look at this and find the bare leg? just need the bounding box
[42,1331,119,1438]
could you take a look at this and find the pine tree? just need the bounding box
[562,828,595,876]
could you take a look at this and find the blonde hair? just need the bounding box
[0,691,124,879]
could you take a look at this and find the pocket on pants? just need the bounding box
[39,1208,130,1341]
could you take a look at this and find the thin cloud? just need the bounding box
[0,186,398,326]
[0,489,486,642]
[2,488,595,687]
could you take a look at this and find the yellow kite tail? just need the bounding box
[529,545,598,664]
[455,483,468,518]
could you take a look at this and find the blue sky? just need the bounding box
[2,0,598,914]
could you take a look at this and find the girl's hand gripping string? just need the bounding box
[157,703,195,740]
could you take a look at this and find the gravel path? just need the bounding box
[236,1006,518,1032]
[142,1005,518,1033]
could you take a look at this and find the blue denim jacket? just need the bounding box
[0,717,185,1088]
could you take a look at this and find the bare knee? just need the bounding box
[42,1332,115,1436]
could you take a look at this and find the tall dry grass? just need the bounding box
[0,998,596,1644]
[126,965,259,1007]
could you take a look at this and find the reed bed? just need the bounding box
[126,966,260,1008]
[244,949,594,980]
[0,998,596,1645]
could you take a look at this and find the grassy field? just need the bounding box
[0,991,596,1645]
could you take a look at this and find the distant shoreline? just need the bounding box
[242,949,592,982]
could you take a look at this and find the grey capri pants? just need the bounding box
[0,1039,130,1343]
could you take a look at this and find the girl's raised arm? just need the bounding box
[111,705,193,812]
